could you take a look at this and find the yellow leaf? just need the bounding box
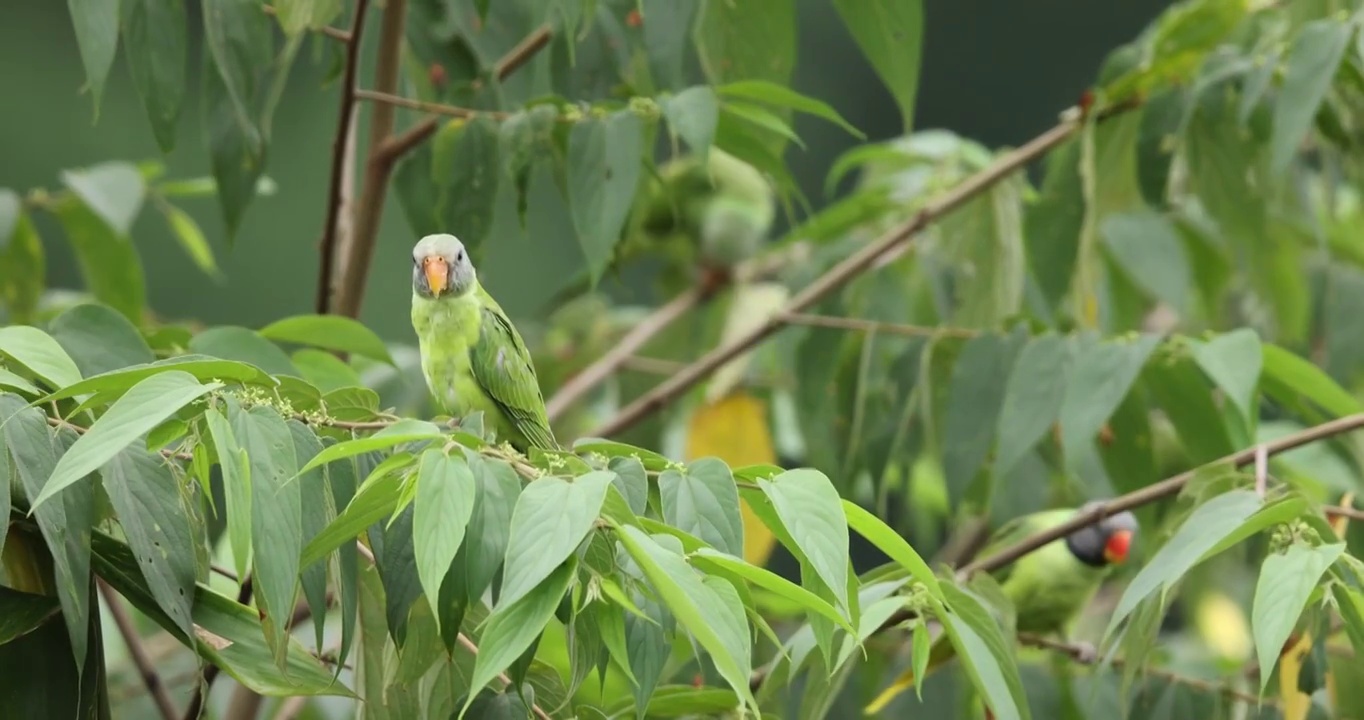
[684,392,779,567]
[1193,591,1252,663]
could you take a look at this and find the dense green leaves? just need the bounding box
[1251,542,1344,692]
[498,471,613,609]
[33,371,220,510]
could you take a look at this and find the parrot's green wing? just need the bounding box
[969,513,1047,586]
[470,299,558,451]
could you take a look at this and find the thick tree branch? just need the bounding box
[314,0,372,314]
[333,23,552,318]
[99,579,178,720]
[585,107,1133,439]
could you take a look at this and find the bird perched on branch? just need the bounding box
[410,233,558,453]
[865,503,1138,715]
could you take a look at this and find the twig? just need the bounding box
[334,23,553,318]
[98,579,179,720]
[183,575,253,720]
[619,355,689,375]
[546,286,711,421]
[314,0,372,315]
[455,633,553,720]
[585,104,1138,439]
[46,416,194,461]
[373,25,553,165]
[354,89,509,120]
[262,4,352,42]
[1254,444,1268,497]
[959,411,1364,579]
[1018,633,1269,707]
[779,313,978,339]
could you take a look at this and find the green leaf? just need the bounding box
[48,302,156,378]
[1059,333,1162,461]
[614,526,758,715]
[205,404,252,579]
[51,197,147,323]
[568,110,644,284]
[572,438,672,471]
[659,458,744,558]
[294,419,445,477]
[642,0,695,91]
[1252,542,1345,692]
[0,209,45,324]
[1107,489,1267,637]
[0,586,60,646]
[202,0,273,135]
[123,0,187,152]
[158,200,220,278]
[271,0,342,34]
[32,371,221,510]
[842,499,939,595]
[1270,20,1351,174]
[461,560,573,715]
[37,354,273,405]
[259,314,395,365]
[0,370,38,396]
[942,331,1023,510]
[693,0,797,126]
[721,102,804,149]
[67,0,120,116]
[231,402,302,667]
[3,404,94,675]
[663,86,720,160]
[432,116,502,258]
[1190,329,1262,425]
[189,326,297,376]
[757,469,851,613]
[933,590,1028,720]
[413,449,476,631]
[608,456,649,516]
[832,0,922,131]
[691,548,854,634]
[61,162,146,237]
[1100,209,1191,314]
[290,349,360,392]
[101,446,197,641]
[288,421,331,650]
[91,530,352,697]
[1260,342,1363,418]
[299,456,410,567]
[0,325,83,391]
[995,333,1074,476]
[498,471,613,610]
[718,80,864,139]
[201,22,269,238]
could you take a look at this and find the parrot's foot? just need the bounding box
[1070,640,1098,665]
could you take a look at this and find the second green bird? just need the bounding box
[410,233,558,453]
[865,503,1138,714]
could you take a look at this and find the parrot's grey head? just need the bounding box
[1064,502,1138,568]
[412,233,476,299]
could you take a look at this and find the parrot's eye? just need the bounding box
[454,249,465,263]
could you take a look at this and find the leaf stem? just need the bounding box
[314,0,373,315]
[98,579,179,720]
[586,98,1143,439]
[261,4,352,42]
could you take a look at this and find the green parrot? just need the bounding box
[864,503,1138,715]
[410,233,558,453]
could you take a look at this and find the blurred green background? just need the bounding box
[0,0,1169,339]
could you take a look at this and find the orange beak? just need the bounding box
[423,255,448,295]
[1103,529,1132,565]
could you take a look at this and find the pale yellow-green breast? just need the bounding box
[411,290,520,443]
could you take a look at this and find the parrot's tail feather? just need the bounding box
[863,672,915,715]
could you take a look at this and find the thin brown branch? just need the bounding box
[354,89,509,120]
[332,0,408,319]
[619,355,689,375]
[1018,633,1269,707]
[586,105,1132,438]
[959,411,1364,579]
[780,313,978,339]
[546,286,711,421]
[99,579,179,720]
[262,4,352,42]
[335,23,553,318]
[46,416,193,462]
[314,0,372,315]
